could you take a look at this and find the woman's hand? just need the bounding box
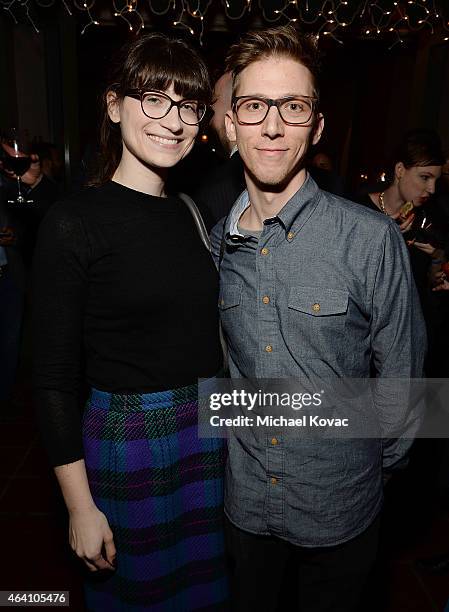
[69,506,116,572]
[432,269,449,292]
[432,279,449,291]
[408,240,436,256]
[54,460,116,573]
[396,213,415,234]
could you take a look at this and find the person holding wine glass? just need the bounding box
[0,129,59,266]
[32,33,228,611]
[0,128,40,204]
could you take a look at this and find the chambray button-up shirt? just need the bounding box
[211,175,426,547]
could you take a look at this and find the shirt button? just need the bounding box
[271,477,277,485]
[261,247,269,256]
[287,231,295,240]
[271,437,278,446]
[262,296,270,304]
[265,345,273,353]
[312,303,321,312]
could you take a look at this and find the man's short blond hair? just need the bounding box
[225,25,321,102]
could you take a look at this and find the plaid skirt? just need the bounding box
[82,383,228,611]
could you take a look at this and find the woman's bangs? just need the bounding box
[132,57,208,101]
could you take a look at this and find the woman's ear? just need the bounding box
[107,91,121,124]
[395,161,405,182]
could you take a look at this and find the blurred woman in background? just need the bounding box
[356,129,446,304]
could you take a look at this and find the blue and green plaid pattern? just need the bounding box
[82,384,228,611]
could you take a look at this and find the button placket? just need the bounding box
[266,435,284,533]
[256,231,279,377]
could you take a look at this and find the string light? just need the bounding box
[3,0,449,46]
[62,0,72,15]
[81,6,99,34]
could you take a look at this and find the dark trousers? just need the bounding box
[0,269,24,401]
[225,514,380,612]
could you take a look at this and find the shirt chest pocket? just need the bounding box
[218,283,243,340]
[287,286,349,358]
[218,283,243,311]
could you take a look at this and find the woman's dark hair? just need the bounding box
[91,33,211,185]
[393,129,446,169]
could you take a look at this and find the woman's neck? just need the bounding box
[112,152,167,197]
[371,184,403,217]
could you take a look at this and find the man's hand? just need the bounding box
[0,153,43,189]
[69,506,117,572]
[0,226,16,247]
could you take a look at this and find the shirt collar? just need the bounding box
[225,173,321,241]
[229,144,239,157]
[276,174,321,232]
[226,190,251,240]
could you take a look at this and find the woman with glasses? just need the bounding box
[33,33,227,611]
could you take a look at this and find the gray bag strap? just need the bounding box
[178,192,211,252]
[178,192,229,373]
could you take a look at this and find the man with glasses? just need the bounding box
[211,25,426,612]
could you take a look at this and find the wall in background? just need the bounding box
[1,18,448,192]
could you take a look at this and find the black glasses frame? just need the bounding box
[232,95,317,126]
[125,89,207,126]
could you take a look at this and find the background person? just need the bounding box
[0,189,25,410]
[193,70,246,229]
[0,142,58,266]
[308,150,345,196]
[354,129,445,297]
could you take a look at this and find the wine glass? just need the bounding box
[0,128,34,205]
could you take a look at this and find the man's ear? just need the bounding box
[107,91,121,124]
[311,113,324,147]
[225,110,237,144]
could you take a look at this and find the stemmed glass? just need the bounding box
[0,128,34,205]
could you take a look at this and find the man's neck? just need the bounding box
[240,168,307,231]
